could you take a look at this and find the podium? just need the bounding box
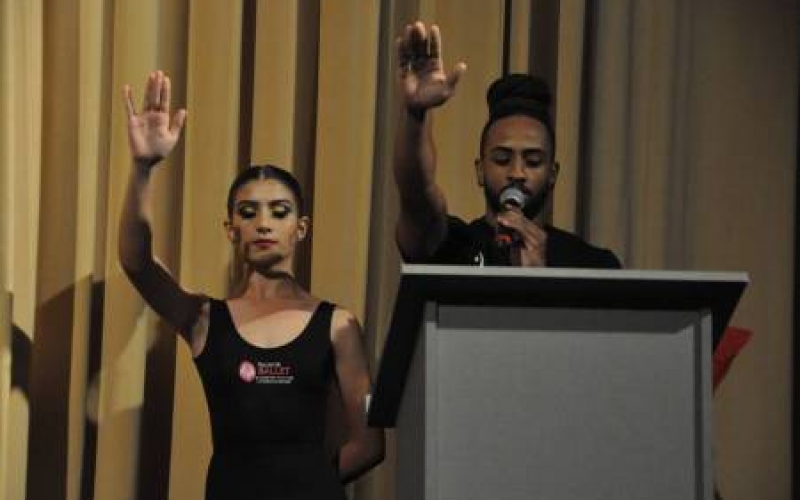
[368,265,748,500]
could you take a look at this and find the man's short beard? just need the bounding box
[484,184,550,220]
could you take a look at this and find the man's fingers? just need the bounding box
[519,222,546,246]
[408,21,427,57]
[447,62,467,90]
[500,213,546,256]
[429,24,442,59]
[396,36,411,70]
[498,212,543,234]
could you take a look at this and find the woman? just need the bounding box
[119,70,384,499]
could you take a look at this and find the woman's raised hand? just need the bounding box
[124,70,187,167]
[396,22,466,113]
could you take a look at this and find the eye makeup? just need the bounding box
[234,199,295,220]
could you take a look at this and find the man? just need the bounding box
[393,21,620,268]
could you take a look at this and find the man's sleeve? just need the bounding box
[426,215,476,265]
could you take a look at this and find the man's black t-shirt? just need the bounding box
[427,215,621,268]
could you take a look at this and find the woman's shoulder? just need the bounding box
[325,304,362,343]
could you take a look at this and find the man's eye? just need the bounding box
[525,157,543,168]
[237,206,257,219]
[490,152,512,164]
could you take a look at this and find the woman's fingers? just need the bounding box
[170,108,187,136]
[123,85,136,119]
[161,73,171,114]
[143,71,165,111]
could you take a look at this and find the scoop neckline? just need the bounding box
[222,300,324,352]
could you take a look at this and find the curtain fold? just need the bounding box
[1,1,43,496]
[582,2,797,499]
[0,1,795,499]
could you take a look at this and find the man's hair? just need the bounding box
[478,73,556,159]
[226,164,304,217]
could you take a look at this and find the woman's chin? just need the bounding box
[246,253,287,271]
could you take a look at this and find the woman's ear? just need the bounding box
[224,220,239,243]
[297,216,310,241]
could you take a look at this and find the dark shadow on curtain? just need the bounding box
[26,285,75,500]
[575,0,598,239]
[135,321,177,500]
[792,52,799,500]
[23,278,179,500]
[25,280,105,500]
[528,0,560,92]
[237,0,257,172]
[79,281,104,500]
[232,0,319,291]
[11,323,31,397]
[290,0,321,291]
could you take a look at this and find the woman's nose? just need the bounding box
[256,211,272,232]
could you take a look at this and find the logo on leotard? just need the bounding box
[239,361,256,383]
[255,361,294,384]
[238,360,294,384]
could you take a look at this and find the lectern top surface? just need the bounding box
[368,265,748,427]
[403,264,748,283]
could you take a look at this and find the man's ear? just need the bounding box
[474,157,485,187]
[549,162,560,189]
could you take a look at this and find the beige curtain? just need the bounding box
[0,1,796,500]
[582,2,797,499]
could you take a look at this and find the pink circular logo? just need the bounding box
[239,361,256,383]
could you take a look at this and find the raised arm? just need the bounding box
[394,22,466,262]
[331,308,384,483]
[118,71,206,349]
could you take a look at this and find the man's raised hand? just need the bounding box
[396,22,466,113]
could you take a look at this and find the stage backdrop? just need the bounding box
[0,1,796,500]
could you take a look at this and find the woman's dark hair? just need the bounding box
[226,164,304,217]
[478,73,556,159]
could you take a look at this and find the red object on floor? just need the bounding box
[712,326,753,391]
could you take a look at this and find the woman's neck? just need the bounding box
[237,269,305,301]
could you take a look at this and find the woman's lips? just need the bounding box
[252,239,276,249]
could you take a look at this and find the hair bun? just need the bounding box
[481,73,557,157]
[486,73,552,111]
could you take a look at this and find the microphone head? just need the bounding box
[499,185,529,209]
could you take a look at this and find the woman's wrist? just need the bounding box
[406,105,427,123]
[132,157,161,170]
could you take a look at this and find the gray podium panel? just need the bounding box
[397,304,712,500]
[372,266,747,500]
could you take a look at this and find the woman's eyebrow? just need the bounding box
[235,198,293,207]
[268,199,293,207]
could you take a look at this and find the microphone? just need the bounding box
[495,185,529,247]
[499,185,529,209]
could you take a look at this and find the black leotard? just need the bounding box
[195,299,345,500]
